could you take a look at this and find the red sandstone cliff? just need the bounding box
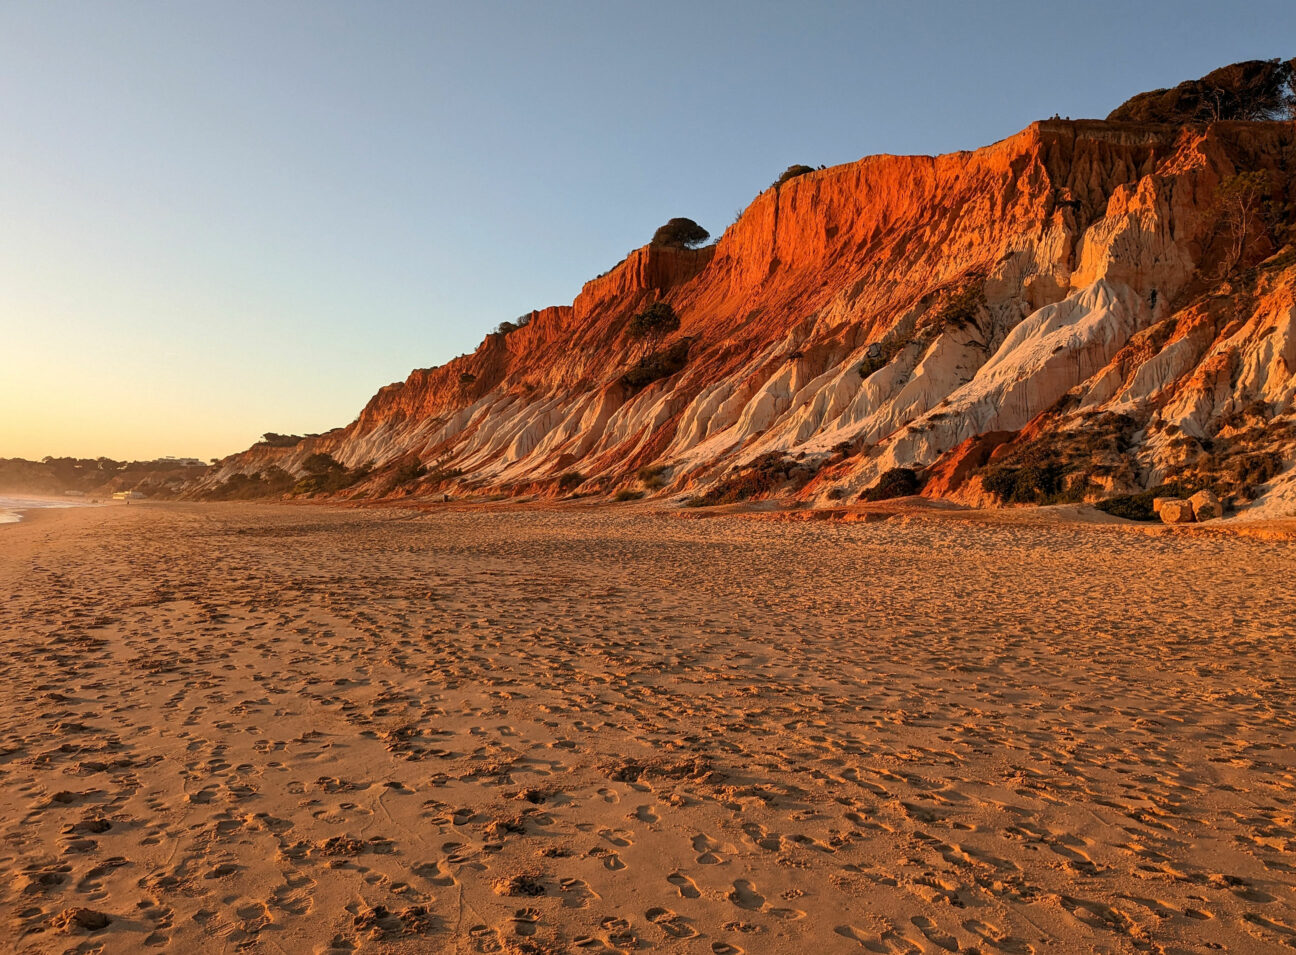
[199,117,1296,518]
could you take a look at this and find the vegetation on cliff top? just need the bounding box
[772,164,816,188]
[650,217,710,249]
[1107,58,1296,123]
[255,432,314,448]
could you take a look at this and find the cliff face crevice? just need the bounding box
[202,118,1296,517]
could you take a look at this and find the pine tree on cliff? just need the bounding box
[651,217,709,249]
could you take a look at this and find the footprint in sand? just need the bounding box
[510,907,540,937]
[1244,912,1296,940]
[559,877,599,908]
[962,918,1034,954]
[413,858,457,885]
[767,906,806,921]
[646,906,699,939]
[741,822,781,852]
[834,925,873,948]
[467,923,504,953]
[727,879,805,921]
[692,833,724,864]
[139,901,174,948]
[667,871,701,899]
[599,827,633,847]
[441,841,475,864]
[911,915,959,952]
[269,871,315,917]
[598,915,637,949]
[728,879,764,910]
[592,847,626,871]
[836,922,925,955]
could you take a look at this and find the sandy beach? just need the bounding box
[2,502,1295,954]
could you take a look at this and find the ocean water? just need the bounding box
[0,496,88,524]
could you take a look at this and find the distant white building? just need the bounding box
[112,491,147,501]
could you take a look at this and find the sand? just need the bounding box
[1,502,1295,954]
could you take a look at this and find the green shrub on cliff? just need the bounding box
[637,464,669,489]
[686,453,817,507]
[293,454,371,495]
[622,338,690,391]
[981,463,1072,504]
[302,452,342,475]
[627,302,681,350]
[557,472,584,493]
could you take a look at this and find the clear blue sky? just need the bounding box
[2,1,1292,460]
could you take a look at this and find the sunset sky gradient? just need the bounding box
[3,0,1293,460]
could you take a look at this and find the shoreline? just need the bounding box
[0,494,100,526]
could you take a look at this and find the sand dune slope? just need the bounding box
[1,503,1294,953]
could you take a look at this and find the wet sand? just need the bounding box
[2,502,1295,954]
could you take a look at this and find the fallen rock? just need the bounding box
[1189,490,1222,521]
[1158,499,1196,524]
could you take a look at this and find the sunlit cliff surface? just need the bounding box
[198,69,1296,517]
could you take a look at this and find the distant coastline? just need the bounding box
[0,495,91,524]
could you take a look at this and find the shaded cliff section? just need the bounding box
[196,115,1296,519]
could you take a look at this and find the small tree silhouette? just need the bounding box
[1214,171,1270,274]
[651,218,710,249]
[627,301,680,355]
[1204,87,1229,123]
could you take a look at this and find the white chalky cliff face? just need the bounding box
[204,120,1296,517]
